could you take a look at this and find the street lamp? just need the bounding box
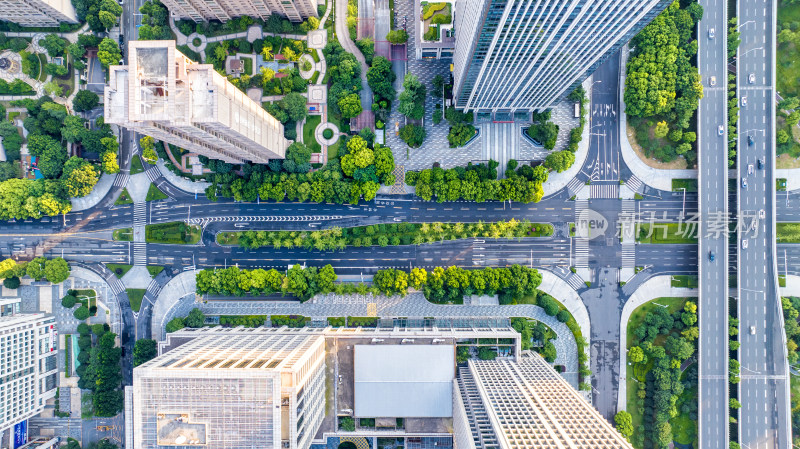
[738,20,755,29]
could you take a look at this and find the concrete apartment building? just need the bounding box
[0,0,78,27]
[159,0,317,23]
[452,0,671,113]
[129,320,625,449]
[0,299,58,449]
[105,40,288,165]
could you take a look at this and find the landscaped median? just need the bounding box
[777,223,800,243]
[217,220,554,250]
[145,222,201,244]
[636,223,697,244]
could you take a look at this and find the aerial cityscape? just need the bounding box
[0,0,793,448]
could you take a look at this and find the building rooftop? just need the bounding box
[354,344,454,418]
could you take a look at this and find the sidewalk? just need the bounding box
[776,168,800,191]
[151,270,199,341]
[156,160,211,194]
[618,44,697,191]
[542,76,593,197]
[70,173,116,211]
[616,275,698,413]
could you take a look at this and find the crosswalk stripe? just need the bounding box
[133,202,147,227]
[589,184,619,199]
[133,243,147,266]
[113,174,129,188]
[145,167,160,183]
[626,175,643,193]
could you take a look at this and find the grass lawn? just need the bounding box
[671,178,698,192]
[130,155,144,175]
[304,115,322,153]
[670,366,698,446]
[217,232,240,245]
[670,275,698,288]
[326,116,342,159]
[36,54,47,82]
[241,56,253,75]
[146,183,168,201]
[777,223,800,243]
[126,288,146,312]
[636,223,697,244]
[778,1,800,97]
[74,289,96,312]
[145,222,201,244]
[106,263,132,278]
[113,228,133,241]
[114,188,133,205]
[625,297,690,446]
[54,62,74,97]
[147,266,164,277]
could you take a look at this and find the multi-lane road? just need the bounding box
[736,0,791,446]
[697,0,731,445]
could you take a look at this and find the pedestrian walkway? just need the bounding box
[589,183,619,199]
[113,173,128,188]
[70,173,116,212]
[155,160,210,194]
[573,199,589,269]
[181,24,308,55]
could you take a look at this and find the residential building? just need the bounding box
[0,0,77,27]
[0,299,58,449]
[158,0,317,23]
[454,351,633,449]
[452,0,671,113]
[105,40,288,165]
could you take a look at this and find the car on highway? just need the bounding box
[741,96,747,106]
[750,325,756,335]
[709,28,715,38]
[759,209,766,219]
[709,76,716,86]
[748,135,754,146]
[757,158,764,169]
[742,238,748,249]
[748,164,754,174]
[709,251,715,261]
[741,177,748,188]
[748,73,755,84]
[718,125,724,135]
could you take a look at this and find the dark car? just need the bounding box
[748,135,754,146]
[709,251,715,261]
[757,158,764,169]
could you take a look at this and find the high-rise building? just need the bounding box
[452,0,671,113]
[0,0,77,27]
[0,299,58,449]
[158,0,317,23]
[454,351,632,449]
[105,40,288,165]
[128,328,326,449]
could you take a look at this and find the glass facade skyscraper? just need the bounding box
[452,0,672,113]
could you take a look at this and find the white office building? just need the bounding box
[0,299,58,449]
[105,40,288,165]
[452,0,671,113]
[0,0,78,27]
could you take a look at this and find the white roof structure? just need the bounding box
[354,344,454,418]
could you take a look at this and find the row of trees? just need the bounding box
[0,257,71,284]
[511,317,558,362]
[196,264,338,301]
[75,323,123,416]
[406,161,548,203]
[782,297,800,438]
[540,87,587,174]
[367,56,396,125]
[371,265,542,303]
[325,41,363,120]
[233,219,553,251]
[627,300,698,448]
[71,0,123,32]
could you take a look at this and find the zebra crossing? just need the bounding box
[573,199,589,268]
[108,277,125,295]
[133,243,147,266]
[133,202,147,227]
[112,174,129,188]
[565,272,585,290]
[145,167,161,183]
[146,279,163,297]
[625,175,643,193]
[565,177,584,196]
[621,245,635,269]
[590,184,619,199]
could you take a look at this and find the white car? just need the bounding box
[742,238,749,249]
[747,164,754,174]
[710,76,716,86]
[741,96,747,106]
[749,73,756,84]
[709,28,715,38]
[759,209,766,219]
[718,125,724,135]
[741,177,748,188]
[750,326,756,335]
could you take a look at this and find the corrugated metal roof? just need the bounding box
[354,345,454,418]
